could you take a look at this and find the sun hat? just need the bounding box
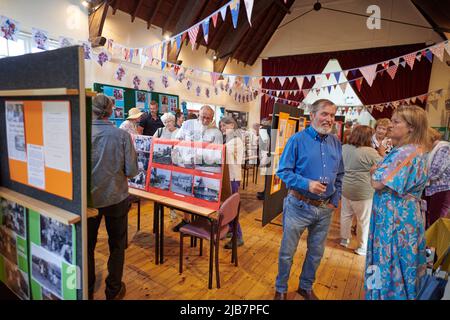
[127,107,144,120]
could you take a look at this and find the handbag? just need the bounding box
[417,247,449,300]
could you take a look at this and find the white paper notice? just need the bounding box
[42,101,71,173]
[27,144,45,189]
[5,101,26,161]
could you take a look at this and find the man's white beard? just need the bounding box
[313,124,332,135]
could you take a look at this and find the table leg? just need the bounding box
[208,219,214,289]
[154,202,159,265]
[160,204,164,264]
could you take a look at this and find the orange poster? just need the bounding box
[5,101,73,200]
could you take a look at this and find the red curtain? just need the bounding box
[260,43,433,120]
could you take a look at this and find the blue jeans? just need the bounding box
[275,194,333,293]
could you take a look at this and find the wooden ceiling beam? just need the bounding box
[172,0,208,34]
[273,0,291,14]
[110,0,121,15]
[89,1,109,44]
[162,0,182,35]
[131,0,145,22]
[147,0,163,29]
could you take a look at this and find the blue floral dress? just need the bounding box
[365,144,428,300]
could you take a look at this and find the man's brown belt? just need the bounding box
[289,189,330,208]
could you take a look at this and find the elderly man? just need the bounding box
[171,105,223,231]
[139,100,164,136]
[274,99,344,300]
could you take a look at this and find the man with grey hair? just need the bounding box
[89,94,138,300]
[274,99,344,300]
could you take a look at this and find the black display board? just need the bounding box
[261,103,303,226]
[0,46,85,300]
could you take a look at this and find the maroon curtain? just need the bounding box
[260,43,433,120]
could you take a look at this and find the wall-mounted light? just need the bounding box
[213,55,218,60]
[164,34,170,41]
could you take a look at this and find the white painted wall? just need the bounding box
[426,58,450,128]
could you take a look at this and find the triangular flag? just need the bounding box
[392,58,400,66]
[161,61,166,70]
[430,44,444,62]
[399,60,406,68]
[333,72,341,83]
[403,52,416,70]
[327,86,332,94]
[244,0,254,26]
[359,64,377,87]
[202,19,209,44]
[306,75,313,82]
[325,73,331,80]
[351,69,358,77]
[279,77,286,86]
[229,75,236,86]
[230,0,240,29]
[220,5,227,21]
[355,78,363,92]
[243,76,250,87]
[339,82,347,94]
[302,89,310,97]
[296,76,304,89]
[210,72,220,85]
[425,50,433,63]
[344,70,349,77]
[176,35,181,50]
[188,25,199,50]
[416,53,422,62]
[284,92,289,99]
[212,13,219,28]
[387,65,398,80]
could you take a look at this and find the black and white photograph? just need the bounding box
[152,143,173,165]
[6,102,24,123]
[40,215,73,264]
[0,226,17,264]
[193,176,220,202]
[150,168,171,191]
[42,286,60,300]
[5,101,26,161]
[1,199,26,238]
[170,172,193,196]
[195,148,223,174]
[172,145,195,169]
[31,244,62,298]
[129,170,147,189]
[3,257,29,300]
[134,135,152,153]
[137,151,150,171]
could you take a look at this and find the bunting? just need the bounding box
[403,52,416,70]
[230,0,240,29]
[188,25,199,50]
[244,0,254,26]
[386,64,398,80]
[212,13,219,28]
[202,20,209,44]
[359,64,377,87]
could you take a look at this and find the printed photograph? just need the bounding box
[195,148,223,174]
[3,257,29,300]
[42,286,60,300]
[168,97,178,112]
[113,88,123,101]
[129,170,147,190]
[1,199,26,238]
[171,172,193,196]
[134,136,152,153]
[40,215,73,264]
[172,145,195,169]
[159,94,169,113]
[6,102,24,123]
[193,176,220,202]
[137,152,150,171]
[31,244,62,298]
[150,168,171,191]
[113,107,124,119]
[0,226,17,264]
[136,91,146,103]
[152,143,173,165]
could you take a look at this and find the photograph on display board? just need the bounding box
[129,135,152,190]
[172,145,195,169]
[103,86,124,120]
[170,171,193,197]
[5,101,26,162]
[31,244,62,298]
[129,170,147,190]
[0,226,18,264]
[113,107,124,119]
[42,286,59,300]
[150,167,171,191]
[226,110,248,128]
[152,143,173,165]
[40,215,73,264]
[193,176,220,202]
[159,95,169,113]
[195,148,223,174]
[1,199,26,238]
[284,119,297,146]
[270,154,282,194]
[298,117,307,132]
[2,256,30,300]
[276,112,289,154]
[135,91,148,109]
[168,96,178,113]
[133,135,152,153]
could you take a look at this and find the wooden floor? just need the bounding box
[92,177,366,300]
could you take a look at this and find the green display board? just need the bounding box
[93,83,179,127]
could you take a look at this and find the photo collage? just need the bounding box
[159,94,178,113]
[103,86,125,128]
[135,90,149,113]
[148,139,225,210]
[128,135,152,190]
[0,198,30,300]
[29,209,77,300]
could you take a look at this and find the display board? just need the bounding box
[93,83,179,127]
[128,135,152,190]
[148,139,225,211]
[262,103,303,227]
[226,110,248,128]
[0,46,86,300]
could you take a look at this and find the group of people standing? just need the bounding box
[274,98,449,300]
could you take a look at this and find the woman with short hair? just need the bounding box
[371,118,393,156]
[365,105,429,300]
[340,125,382,256]
[119,107,144,135]
[153,112,179,139]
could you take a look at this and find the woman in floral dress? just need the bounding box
[365,105,429,300]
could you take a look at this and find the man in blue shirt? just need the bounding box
[274,99,344,300]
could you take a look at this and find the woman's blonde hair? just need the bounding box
[374,118,391,129]
[392,105,428,148]
[426,127,442,149]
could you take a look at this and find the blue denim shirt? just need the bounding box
[277,126,344,207]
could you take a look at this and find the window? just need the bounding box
[0,32,59,58]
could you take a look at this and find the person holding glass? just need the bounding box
[365,105,429,300]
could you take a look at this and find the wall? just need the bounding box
[426,58,450,128]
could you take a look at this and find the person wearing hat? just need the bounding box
[89,94,138,300]
[119,107,144,135]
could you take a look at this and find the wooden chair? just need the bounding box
[179,193,240,289]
